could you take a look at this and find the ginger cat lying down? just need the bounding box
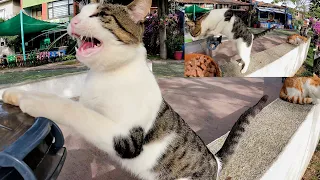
[287,34,308,46]
[280,74,320,104]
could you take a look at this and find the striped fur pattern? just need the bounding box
[93,0,146,44]
[280,74,320,105]
[216,95,269,164]
[112,96,269,180]
[287,34,308,46]
[185,9,275,74]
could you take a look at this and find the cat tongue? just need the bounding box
[80,42,94,51]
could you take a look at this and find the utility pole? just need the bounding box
[20,10,26,61]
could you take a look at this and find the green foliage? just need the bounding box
[5,36,20,48]
[0,18,4,23]
[62,55,75,61]
[164,14,184,58]
[0,35,21,51]
[309,2,320,18]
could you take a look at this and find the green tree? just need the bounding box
[272,0,309,19]
[310,0,320,18]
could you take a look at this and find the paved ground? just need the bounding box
[57,77,283,180]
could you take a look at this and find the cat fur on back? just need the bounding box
[2,1,269,179]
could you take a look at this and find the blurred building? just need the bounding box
[21,0,75,23]
[0,0,20,20]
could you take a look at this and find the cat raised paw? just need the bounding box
[2,89,26,106]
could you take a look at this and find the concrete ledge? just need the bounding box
[221,38,311,77]
[207,99,320,180]
[186,35,311,77]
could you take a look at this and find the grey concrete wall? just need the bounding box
[207,99,320,180]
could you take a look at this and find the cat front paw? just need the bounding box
[19,97,43,118]
[241,68,248,74]
[2,89,26,106]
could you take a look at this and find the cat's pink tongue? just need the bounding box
[80,42,94,51]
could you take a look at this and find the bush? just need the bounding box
[164,13,184,59]
[143,13,160,55]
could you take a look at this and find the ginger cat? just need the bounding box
[287,34,308,46]
[280,74,320,104]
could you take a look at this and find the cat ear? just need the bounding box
[127,0,152,23]
[313,73,319,78]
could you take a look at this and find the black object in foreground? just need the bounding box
[0,101,67,180]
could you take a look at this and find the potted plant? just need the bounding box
[174,49,183,60]
[164,13,184,60]
[173,35,184,60]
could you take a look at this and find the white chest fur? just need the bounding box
[79,55,162,133]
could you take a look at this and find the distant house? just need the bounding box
[0,0,20,20]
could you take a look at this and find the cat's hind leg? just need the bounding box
[236,38,252,74]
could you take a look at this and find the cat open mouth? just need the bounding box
[72,33,103,57]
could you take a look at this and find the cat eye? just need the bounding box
[89,11,107,18]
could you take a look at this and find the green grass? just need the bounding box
[296,43,315,77]
[61,60,78,65]
[0,67,88,85]
[0,62,184,86]
[303,142,320,180]
[152,62,184,78]
[147,54,161,60]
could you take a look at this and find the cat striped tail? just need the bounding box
[215,95,269,166]
[279,87,312,104]
[253,26,276,40]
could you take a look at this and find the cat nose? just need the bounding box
[71,17,80,26]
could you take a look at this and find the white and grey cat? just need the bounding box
[2,1,269,180]
[186,9,275,74]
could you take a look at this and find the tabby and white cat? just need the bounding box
[185,9,275,74]
[2,1,269,179]
[280,74,320,104]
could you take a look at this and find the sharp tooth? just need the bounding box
[75,47,78,51]
[80,35,84,40]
